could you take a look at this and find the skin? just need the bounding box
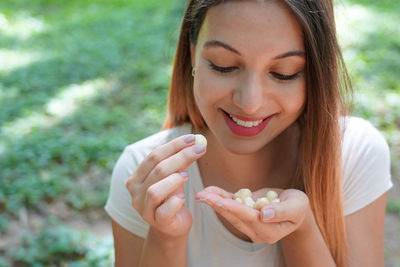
[114,1,387,266]
[190,0,307,241]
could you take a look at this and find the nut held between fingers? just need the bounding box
[195,134,207,146]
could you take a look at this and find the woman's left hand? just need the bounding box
[195,186,310,244]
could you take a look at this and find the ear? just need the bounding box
[190,43,196,68]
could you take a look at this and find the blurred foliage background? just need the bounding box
[0,0,399,266]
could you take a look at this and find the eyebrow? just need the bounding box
[204,40,241,55]
[273,50,305,59]
[203,39,305,59]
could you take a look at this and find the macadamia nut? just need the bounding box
[233,188,280,211]
[254,197,269,210]
[195,134,207,146]
[266,190,278,202]
[243,197,255,208]
[235,197,243,204]
[233,188,252,200]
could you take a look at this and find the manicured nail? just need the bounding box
[180,171,188,178]
[193,144,206,154]
[176,193,185,199]
[262,209,275,221]
[183,134,195,143]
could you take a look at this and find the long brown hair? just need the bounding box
[163,0,352,266]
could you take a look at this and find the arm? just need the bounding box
[195,186,387,266]
[196,187,337,266]
[281,192,387,267]
[119,134,205,266]
[111,219,144,267]
[280,207,336,267]
[139,227,188,267]
[196,187,336,266]
[345,193,387,267]
[111,219,188,267]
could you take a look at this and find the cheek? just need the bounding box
[193,70,230,108]
[277,81,306,115]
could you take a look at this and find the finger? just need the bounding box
[215,202,255,240]
[143,143,206,188]
[141,172,188,221]
[216,196,295,243]
[128,134,196,185]
[155,194,186,226]
[198,193,257,241]
[196,186,233,200]
[259,194,307,223]
[198,192,259,224]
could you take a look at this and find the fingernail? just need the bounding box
[193,144,206,154]
[180,171,188,178]
[262,209,275,221]
[184,134,195,143]
[176,193,185,199]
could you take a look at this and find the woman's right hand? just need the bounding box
[125,134,206,238]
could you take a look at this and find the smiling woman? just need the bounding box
[105,0,392,266]
[190,1,306,150]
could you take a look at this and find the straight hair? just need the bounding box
[163,0,352,266]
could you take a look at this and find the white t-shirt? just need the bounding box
[105,117,392,267]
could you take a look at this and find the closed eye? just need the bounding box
[271,72,301,81]
[208,61,237,73]
[208,60,302,81]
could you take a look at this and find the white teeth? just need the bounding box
[228,113,263,128]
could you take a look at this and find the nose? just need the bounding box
[233,73,265,114]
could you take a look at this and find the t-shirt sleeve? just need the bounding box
[342,117,393,216]
[104,147,149,238]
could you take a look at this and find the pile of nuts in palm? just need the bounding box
[233,188,280,210]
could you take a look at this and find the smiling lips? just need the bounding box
[222,110,274,137]
[229,114,264,127]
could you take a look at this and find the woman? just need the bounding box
[105,0,392,266]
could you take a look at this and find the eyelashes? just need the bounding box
[270,72,301,81]
[208,61,302,81]
[208,62,237,73]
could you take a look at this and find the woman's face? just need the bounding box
[191,0,306,154]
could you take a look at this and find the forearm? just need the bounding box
[281,208,336,267]
[139,227,188,267]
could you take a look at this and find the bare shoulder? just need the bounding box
[111,219,145,267]
[345,192,387,267]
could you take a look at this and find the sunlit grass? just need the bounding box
[0,1,180,237]
[335,2,400,139]
[0,50,45,73]
[336,3,400,91]
[1,79,108,139]
[0,12,45,40]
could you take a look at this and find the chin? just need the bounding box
[218,136,272,155]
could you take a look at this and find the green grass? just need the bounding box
[0,0,399,265]
[6,222,114,266]
[387,199,400,216]
[0,0,182,219]
[335,0,400,118]
[0,0,183,264]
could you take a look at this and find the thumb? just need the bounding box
[259,193,308,223]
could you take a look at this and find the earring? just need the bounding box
[192,68,196,77]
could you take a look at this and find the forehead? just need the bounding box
[197,0,304,55]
